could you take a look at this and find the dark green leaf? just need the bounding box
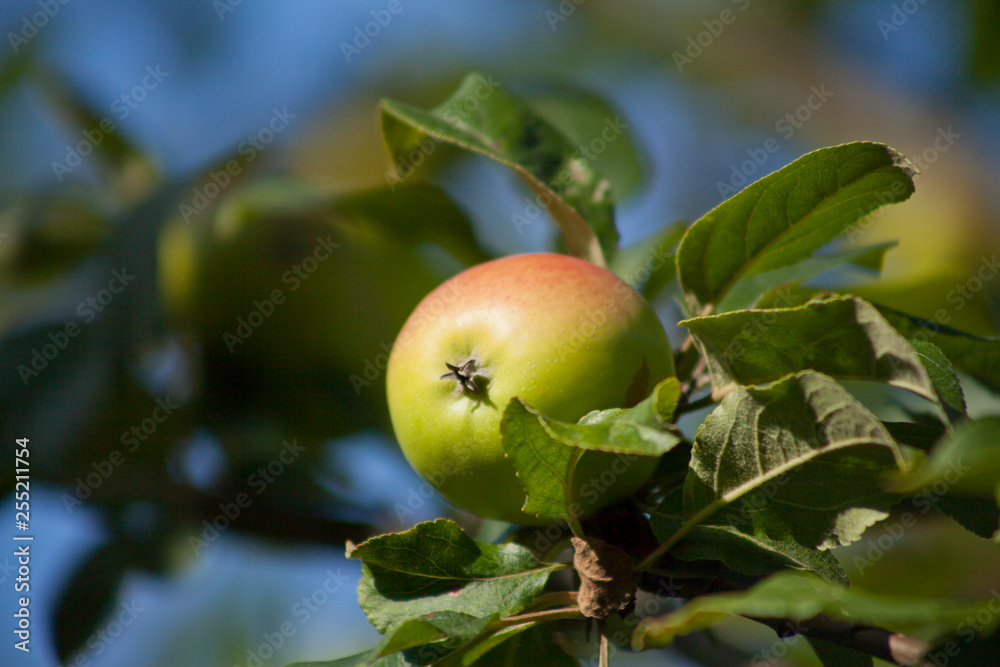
[287,649,419,667]
[632,570,995,649]
[875,305,1000,393]
[909,339,967,421]
[972,0,1000,81]
[380,72,617,265]
[378,614,491,657]
[934,493,1000,540]
[682,296,940,407]
[347,519,561,636]
[525,85,645,200]
[469,623,577,667]
[716,241,896,313]
[894,418,1000,497]
[677,142,915,312]
[683,371,906,550]
[882,421,947,451]
[500,378,683,524]
[648,483,848,585]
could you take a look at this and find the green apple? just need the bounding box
[386,253,675,525]
[157,205,441,373]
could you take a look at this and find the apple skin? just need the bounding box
[386,253,675,525]
[158,212,441,371]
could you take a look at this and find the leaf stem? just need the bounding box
[492,606,584,628]
[525,591,578,612]
[635,500,725,572]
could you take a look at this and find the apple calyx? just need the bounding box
[441,359,490,397]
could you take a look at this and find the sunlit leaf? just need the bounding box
[500,378,682,524]
[347,519,561,636]
[632,570,995,650]
[682,296,940,408]
[380,72,618,265]
[677,142,915,312]
[683,371,906,550]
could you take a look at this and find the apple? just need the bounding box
[386,253,675,525]
[158,211,442,372]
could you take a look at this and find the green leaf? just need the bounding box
[380,72,617,265]
[463,624,577,667]
[676,142,915,312]
[287,650,419,667]
[500,378,683,524]
[894,418,1000,497]
[682,296,940,407]
[648,483,848,585]
[632,570,996,650]
[608,221,686,301]
[379,613,492,657]
[0,194,111,285]
[882,421,946,451]
[875,305,1000,393]
[716,241,897,313]
[347,519,561,636]
[683,371,906,550]
[908,339,967,421]
[525,85,645,200]
[216,180,491,268]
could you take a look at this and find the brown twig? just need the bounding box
[756,615,933,667]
